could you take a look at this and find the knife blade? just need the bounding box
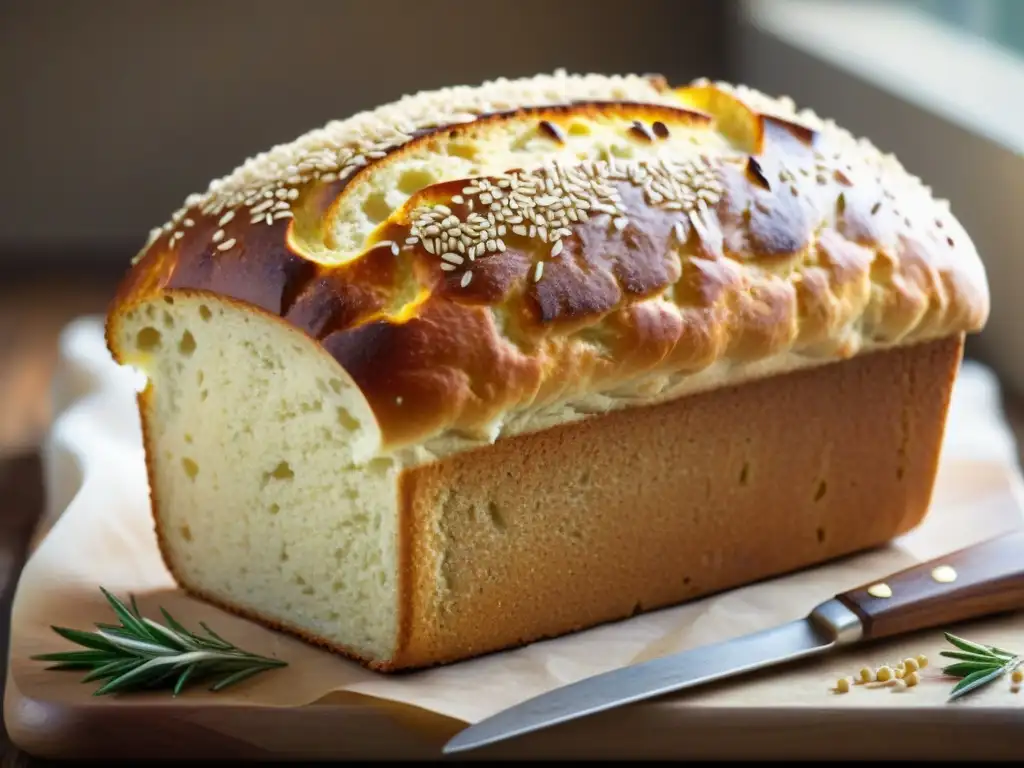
[443,528,1024,755]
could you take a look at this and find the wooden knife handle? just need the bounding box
[835,528,1024,641]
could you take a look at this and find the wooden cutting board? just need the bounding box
[6,460,1024,761]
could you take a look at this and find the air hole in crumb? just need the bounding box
[163,295,174,305]
[739,461,751,486]
[280,548,289,563]
[264,461,294,482]
[487,501,506,530]
[178,330,196,356]
[295,575,307,586]
[328,378,344,394]
[816,527,827,544]
[182,457,199,479]
[946,236,955,247]
[184,433,193,444]
[136,327,162,351]
[579,469,591,486]
[197,370,205,386]
[179,524,193,542]
[269,503,280,515]
[447,141,478,160]
[362,191,391,223]
[398,168,437,195]
[337,407,360,431]
[814,480,827,501]
[162,310,175,328]
[302,586,315,596]
[199,305,212,321]
[332,580,344,592]
[200,390,209,401]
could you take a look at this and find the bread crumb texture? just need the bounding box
[106,71,986,670]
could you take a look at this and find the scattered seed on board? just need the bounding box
[903,658,919,673]
[904,671,919,688]
[876,665,893,683]
[1012,669,1023,684]
[835,677,851,693]
[916,655,928,669]
[858,667,874,683]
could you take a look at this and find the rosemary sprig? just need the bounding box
[940,632,1019,702]
[32,587,287,696]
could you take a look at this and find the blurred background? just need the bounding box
[0,0,1022,497]
[0,2,1022,759]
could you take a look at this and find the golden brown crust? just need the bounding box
[391,334,963,670]
[108,71,989,454]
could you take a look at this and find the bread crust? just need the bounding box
[108,72,988,452]
[393,333,964,669]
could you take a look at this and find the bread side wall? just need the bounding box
[394,334,963,670]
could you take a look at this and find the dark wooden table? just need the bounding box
[1,268,1022,765]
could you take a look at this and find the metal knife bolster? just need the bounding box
[808,597,865,646]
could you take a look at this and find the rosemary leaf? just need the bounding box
[31,649,122,665]
[939,650,1004,664]
[949,666,1007,701]
[96,629,179,657]
[99,587,154,641]
[173,664,198,696]
[81,658,142,684]
[944,633,1002,659]
[210,665,268,692]
[941,661,1001,678]
[37,587,288,697]
[49,626,118,652]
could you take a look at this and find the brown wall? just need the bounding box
[0,0,733,267]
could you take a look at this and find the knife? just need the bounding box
[443,527,1024,755]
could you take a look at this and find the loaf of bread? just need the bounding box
[105,71,989,672]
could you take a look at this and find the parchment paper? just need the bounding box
[11,317,1024,724]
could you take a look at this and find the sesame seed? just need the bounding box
[217,238,237,251]
[440,263,457,272]
[451,195,464,204]
[212,229,225,243]
[673,221,685,242]
[183,218,195,227]
[550,240,563,257]
[629,120,656,142]
[273,210,293,220]
[265,213,274,225]
[251,199,274,215]
[460,271,473,288]
[533,261,544,282]
[441,252,464,265]
[613,216,629,231]
[538,119,566,144]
